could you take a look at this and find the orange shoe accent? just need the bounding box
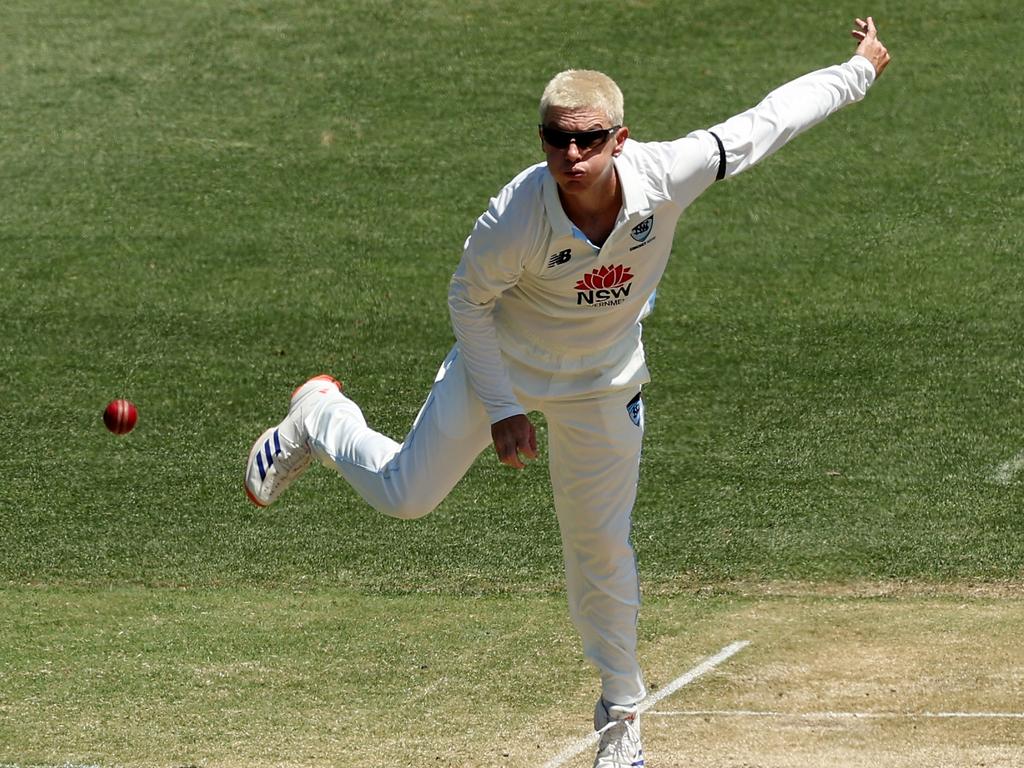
[245,483,268,508]
[291,374,343,399]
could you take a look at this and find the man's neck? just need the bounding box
[559,170,622,247]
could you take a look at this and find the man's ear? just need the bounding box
[612,126,629,156]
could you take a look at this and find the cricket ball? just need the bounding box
[103,399,138,435]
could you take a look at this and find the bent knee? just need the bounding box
[381,498,437,520]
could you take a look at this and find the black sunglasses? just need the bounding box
[539,124,621,150]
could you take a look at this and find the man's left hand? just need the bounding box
[852,16,891,77]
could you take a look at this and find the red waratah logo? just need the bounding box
[575,264,635,306]
[575,264,633,291]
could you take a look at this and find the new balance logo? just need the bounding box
[256,429,281,481]
[548,248,573,267]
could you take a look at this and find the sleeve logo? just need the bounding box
[626,392,644,428]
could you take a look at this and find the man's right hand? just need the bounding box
[491,414,538,469]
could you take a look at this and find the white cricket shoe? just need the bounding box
[245,375,342,507]
[593,698,644,768]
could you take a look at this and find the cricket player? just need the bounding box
[246,17,889,767]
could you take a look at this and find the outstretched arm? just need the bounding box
[714,16,890,178]
[664,17,891,200]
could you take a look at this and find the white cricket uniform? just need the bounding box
[308,56,876,705]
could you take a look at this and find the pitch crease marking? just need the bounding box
[541,640,750,768]
[650,709,1024,720]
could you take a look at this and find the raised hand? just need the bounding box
[852,16,891,77]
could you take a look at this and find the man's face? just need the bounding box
[540,106,627,196]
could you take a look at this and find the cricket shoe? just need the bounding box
[593,698,644,768]
[245,375,342,507]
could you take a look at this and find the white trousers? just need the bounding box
[306,345,647,705]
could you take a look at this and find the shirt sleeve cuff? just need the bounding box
[486,403,527,426]
[849,54,878,86]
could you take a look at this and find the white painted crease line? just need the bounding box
[991,450,1024,485]
[650,709,1024,720]
[638,641,751,715]
[928,711,1024,719]
[541,640,750,768]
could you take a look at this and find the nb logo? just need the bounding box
[548,249,572,267]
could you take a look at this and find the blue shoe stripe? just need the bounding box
[255,429,281,485]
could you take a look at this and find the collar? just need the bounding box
[614,146,648,218]
[542,170,574,238]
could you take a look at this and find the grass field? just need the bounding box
[2,1,1022,765]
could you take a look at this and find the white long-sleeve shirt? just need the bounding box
[449,55,876,424]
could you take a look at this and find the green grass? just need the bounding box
[2,0,1021,589]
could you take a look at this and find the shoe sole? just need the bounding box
[245,374,343,507]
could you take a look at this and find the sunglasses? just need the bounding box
[539,124,621,150]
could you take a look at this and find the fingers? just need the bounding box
[851,16,872,41]
[510,424,538,465]
[493,429,522,468]
[491,415,538,469]
[498,446,526,469]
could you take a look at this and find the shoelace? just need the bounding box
[266,440,312,493]
[596,715,641,758]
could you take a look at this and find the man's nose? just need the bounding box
[566,140,582,161]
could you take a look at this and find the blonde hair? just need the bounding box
[539,69,624,126]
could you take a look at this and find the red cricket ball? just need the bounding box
[103,399,138,435]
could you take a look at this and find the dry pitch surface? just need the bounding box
[538,588,1024,768]
[3,586,1022,768]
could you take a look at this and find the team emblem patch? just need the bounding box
[626,393,643,428]
[630,215,654,243]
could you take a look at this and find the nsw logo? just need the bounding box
[575,264,634,307]
[630,215,654,243]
